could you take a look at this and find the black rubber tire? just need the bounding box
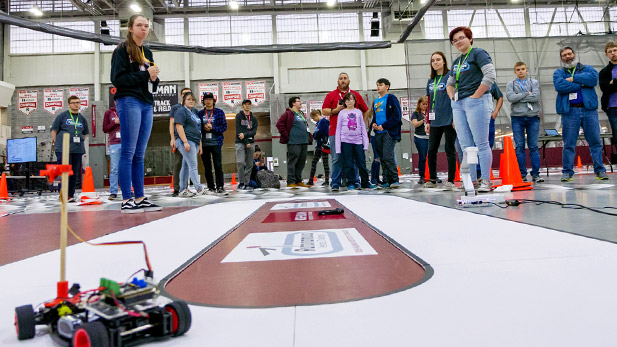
[15,305,36,340]
[164,301,192,337]
[72,321,110,347]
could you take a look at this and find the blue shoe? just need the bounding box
[366,184,377,189]
[380,183,390,189]
[560,173,573,182]
[347,185,356,191]
[390,182,400,188]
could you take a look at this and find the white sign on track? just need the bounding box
[271,201,331,210]
[221,228,377,263]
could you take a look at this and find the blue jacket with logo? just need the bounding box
[553,63,599,115]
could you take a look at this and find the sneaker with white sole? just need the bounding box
[442,182,456,191]
[423,181,437,188]
[179,189,196,198]
[135,197,162,212]
[477,178,492,193]
[196,188,209,196]
[532,175,544,183]
[121,199,144,214]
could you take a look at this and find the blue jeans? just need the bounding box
[116,97,153,200]
[489,117,495,149]
[414,136,428,178]
[329,134,342,188]
[109,144,121,195]
[452,94,492,181]
[176,139,203,191]
[608,108,617,147]
[561,108,606,175]
[511,116,541,177]
[341,142,370,188]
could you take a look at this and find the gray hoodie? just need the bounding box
[505,78,541,117]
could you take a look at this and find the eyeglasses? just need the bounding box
[69,101,81,104]
[452,36,468,44]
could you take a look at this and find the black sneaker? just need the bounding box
[216,187,228,195]
[121,199,144,214]
[237,183,245,190]
[532,175,544,183]
[135,197,163,212]
[108,194,118,201]
[171,190,179,197]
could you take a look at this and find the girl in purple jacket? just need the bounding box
[336,93,376,190]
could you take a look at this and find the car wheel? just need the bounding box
[15,305,36,340]
[164,301,192,337]
[72,321,109,347]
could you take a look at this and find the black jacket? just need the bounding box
[599,61,617,112]
[110,43,160,105]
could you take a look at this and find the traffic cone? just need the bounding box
[397,166,402,176]
[454,162,461,182]
[170,176,174,190]
[494,137,533,191]
[499,153,506,180]
[490,168,496,180]
[424,160,430,181]
[576,155,583,168]
[80,167,102,204]
[0,173,11,201]
[231,173,237,185]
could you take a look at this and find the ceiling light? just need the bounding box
[326,0,336,7]
[29,5,43,16]
[130,3,142,12]
[229,0,239,9]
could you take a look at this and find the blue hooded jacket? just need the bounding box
[553,63,599,115]
[369,93,402,141]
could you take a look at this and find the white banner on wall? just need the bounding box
[222,81,242,108]
[69,87,89,112]
[198,82,219,104]
[245,80,266,106]
[18,90,38,116]
[309,100,322,114]
[400,96,410,122]
[43,88,64,115]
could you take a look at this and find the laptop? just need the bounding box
[544,129,560,136]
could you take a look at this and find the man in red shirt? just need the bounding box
[322,72,369,190]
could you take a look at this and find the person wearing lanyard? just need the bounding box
[446,26,496,193]
[110,13,162,213]
[506,62,543,183]
[198,92,227,194]
[175,92,207,196]
[553,46,608,181]
[321,73,370,191]
[276,97,312,188]
[235,99,259,190]
[411,96,429,184]
[599,41,617,166]
[51,95,90,203]
[423,51,456,190]
[102,101,121,200]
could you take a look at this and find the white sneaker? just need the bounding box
[197,188,210,196]
[179,189,196,198]
[442,182,456,191]
[477,178,492,193]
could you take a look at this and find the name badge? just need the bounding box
[73,136,81,143]
[428,112,436,121]
[116,131,121,139]
[527,103,533,111]
[205,133,212,139]
[453,92,459,101]
[569,93,578,100]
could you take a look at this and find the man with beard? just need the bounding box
[322,73,369,191]
[553,46,608,181]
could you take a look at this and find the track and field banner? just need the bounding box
[152,84,178,115]
[245,80,266,106]
[43,89,63,115]
[198,82,219,104]
[18,90,38,116]
[222,81,243,108]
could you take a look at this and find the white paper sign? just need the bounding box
[271,201,331,210]
[245,80,266,106]
[301,101,308,115]
[309,100,322,113]
[198,82,219,104]
[221,228,378,263]
[18,90,38,116]
[69,87,89,112]
[222,81,242,108]
[44,88,64,115]
[400,96,410,122]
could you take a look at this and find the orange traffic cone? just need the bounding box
[454,161,461,182]
[424,160,430,181]
[170,176,174,190]
[576,155,583,168]
[499,153,506,180]
[0,173,11,201]
[80,167,102,204]
[231,173,237,185]
[490,168,496,180]
[494,137,533,191]
[397,166,402,176]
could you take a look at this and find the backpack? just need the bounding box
[257,170,281,189]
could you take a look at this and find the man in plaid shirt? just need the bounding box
[198,92,228,194]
